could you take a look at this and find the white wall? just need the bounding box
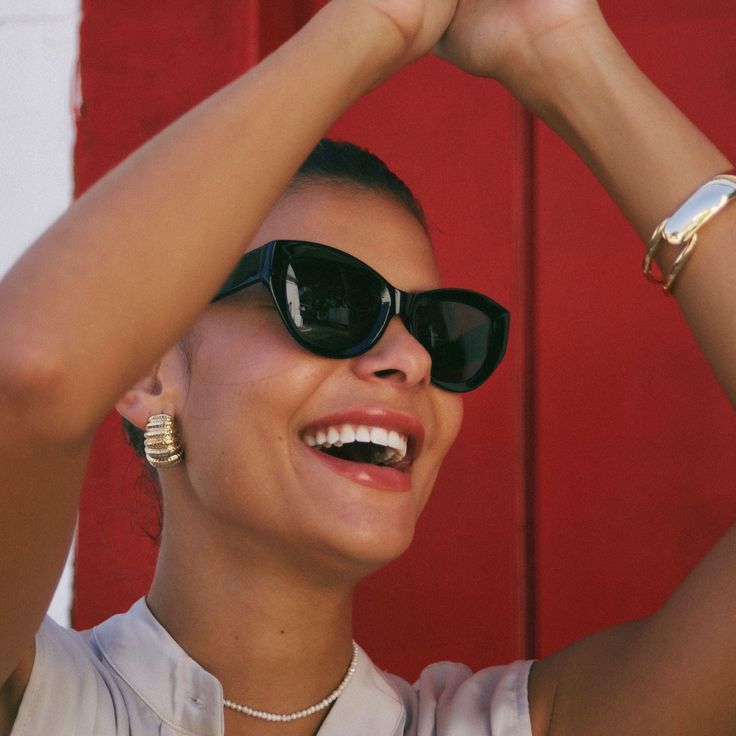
[1,0,81,625]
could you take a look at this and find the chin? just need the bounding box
[299,514,419,586]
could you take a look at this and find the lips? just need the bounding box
[299,408,425,492]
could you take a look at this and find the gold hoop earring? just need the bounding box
[144,413,184,468]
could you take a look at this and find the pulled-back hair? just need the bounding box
[286,139,426,227]
[121,139,425,537]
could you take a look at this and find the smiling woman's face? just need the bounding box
[162,184,464,581]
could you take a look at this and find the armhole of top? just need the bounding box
[5,627,44,735]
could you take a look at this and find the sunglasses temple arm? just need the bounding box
[211,245,272,303]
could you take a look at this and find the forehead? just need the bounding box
[246,184,440,291]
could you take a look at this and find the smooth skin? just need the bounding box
[0,1,735,735]
[131,186,463,736]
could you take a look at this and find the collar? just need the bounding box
[93,598,224,735]
[92,598,406,736]
[317,643,405,736]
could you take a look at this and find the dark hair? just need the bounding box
[286,139,426,227]
[121,139,425,538]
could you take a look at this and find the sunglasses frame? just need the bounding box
[212,240,509,392]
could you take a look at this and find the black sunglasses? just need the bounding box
[212,240,509,392]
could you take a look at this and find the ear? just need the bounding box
[115,365,164,431]
[116,345,190,429]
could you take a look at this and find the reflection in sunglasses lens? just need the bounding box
[414,300,490,383]
[287,258,386,351]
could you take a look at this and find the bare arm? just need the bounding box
[0,0,457,692]
[438,0,735,403]
[438,1,736,734]
[532,526,736,735]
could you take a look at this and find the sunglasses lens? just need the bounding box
[282,254,389,356]
[412,293,508,391]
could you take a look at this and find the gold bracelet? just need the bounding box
[643,170,736,294]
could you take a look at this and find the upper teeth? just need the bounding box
[302,424,409,461]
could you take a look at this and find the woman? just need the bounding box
[1,0,735,734]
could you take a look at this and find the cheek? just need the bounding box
[189,314,321,402]
[435,393,464,457]
[177,319,328,490]
[414,393,463,512]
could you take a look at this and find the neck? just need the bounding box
[147,515,356,730]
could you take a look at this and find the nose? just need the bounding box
[351,317,432,389]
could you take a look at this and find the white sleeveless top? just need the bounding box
[11,599,533,735]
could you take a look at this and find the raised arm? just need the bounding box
[0,0,457,699]
[438,2,736,735]
[438,0,735,402]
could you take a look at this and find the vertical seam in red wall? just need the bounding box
[512,102,537,661]
[247,0,261,68]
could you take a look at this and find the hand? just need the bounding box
[435,0,604,87]
[354,0,460,66]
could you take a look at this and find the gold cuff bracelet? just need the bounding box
[643,171,736,294]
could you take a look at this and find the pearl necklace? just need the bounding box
[223,642,359,723]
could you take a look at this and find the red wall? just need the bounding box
[74,0,736,680]
[533,3,736,654]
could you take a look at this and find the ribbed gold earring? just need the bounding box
[144,413,184,468]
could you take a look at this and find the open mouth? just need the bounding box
[301,424,412,471]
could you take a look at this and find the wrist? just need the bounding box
[305,0,417,91]
[500,12,621,117]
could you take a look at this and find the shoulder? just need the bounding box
[10,615,123,736]
[384,659,535,736]
[319,647,535,736]
[8,601,185,736]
